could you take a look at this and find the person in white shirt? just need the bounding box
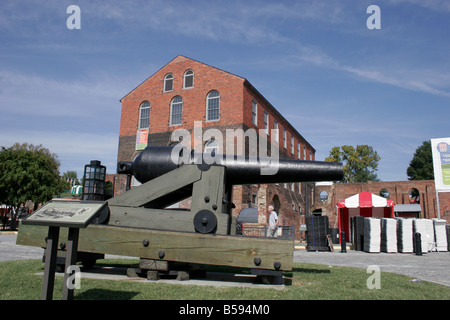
[268,205,279,237]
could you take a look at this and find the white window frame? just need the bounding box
[170,96,183,126]
[283,128,287,149]
[206,90,220,122]
[252,100,257,126]
[183,69,194,89]
[164,73,174,92]
[297,142,301,159]
[138,101,151,130]
[204,139,219,155]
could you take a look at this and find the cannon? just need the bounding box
[18,145,343,283]
[113,146,343,234]
[118,145,343,185]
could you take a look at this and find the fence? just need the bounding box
[236,224,295,240]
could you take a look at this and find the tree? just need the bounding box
[62,170,81,189]
[407,141,434,180]
[0,143,64,229]
[325,145,381,183]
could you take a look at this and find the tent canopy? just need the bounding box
[338,191,395,242]
[71,185,83,195]
[338,191,395,209]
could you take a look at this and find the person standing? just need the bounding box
[268,205,279,237]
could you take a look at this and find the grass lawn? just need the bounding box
[0,259,449,300]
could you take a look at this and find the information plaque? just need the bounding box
[22,199,108,300]
[22,200,107,228]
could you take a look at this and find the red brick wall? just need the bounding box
[120,55,245,139]
[242,82,315,160]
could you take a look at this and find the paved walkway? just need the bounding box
[3,233,450,287]
[0,233,44,262]
[294,249,450,287]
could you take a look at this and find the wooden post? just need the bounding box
[41,226,60,300]
[62,227,80,300]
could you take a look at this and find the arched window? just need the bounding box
[380,188,390,199]
[164,73,173,92]
[409,188,420,204]
[206,90,220,121]
[320,191,328,201]
[204,139,219,155]
[170,96,183,126]
[139,101,150,129]
[184,69,194,88]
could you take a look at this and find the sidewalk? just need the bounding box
[0,231,18,235]
[294,249,450,287]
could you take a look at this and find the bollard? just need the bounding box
[340,231,347,253]
[414,232,422,256]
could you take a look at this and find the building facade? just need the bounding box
[114,55,317,238]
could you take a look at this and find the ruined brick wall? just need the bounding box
[314,180,449,227]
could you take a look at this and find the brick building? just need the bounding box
[314,180,450,229]
[113,55,317,237]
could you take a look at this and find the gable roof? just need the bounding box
[120,55,245,102]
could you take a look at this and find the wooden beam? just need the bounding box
[107,165,201,207]
[107,207,230,235]
[17,223,293,271]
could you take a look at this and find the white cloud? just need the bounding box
[0,71,128,119]
[288,43,450,98]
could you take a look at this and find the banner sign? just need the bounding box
[136,129,149,150]
[431,137,450,192]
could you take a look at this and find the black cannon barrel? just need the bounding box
[118,145,343,185]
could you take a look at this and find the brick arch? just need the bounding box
[271,194,281,214]
[408,187,421,204]
[379,188,391,199]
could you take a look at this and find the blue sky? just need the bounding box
[1,0,449,181]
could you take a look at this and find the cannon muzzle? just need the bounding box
[118,146,343,185]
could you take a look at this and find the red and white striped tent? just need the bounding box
[337,191,395,242]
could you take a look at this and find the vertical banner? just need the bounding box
[136,129,149,150]
[431,137,450,192]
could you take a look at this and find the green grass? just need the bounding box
[0,259,449,300]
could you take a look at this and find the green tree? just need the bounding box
[325,145,381,183]
[62,170,81,189]
[407,141,434,180]
[0,143,64,229]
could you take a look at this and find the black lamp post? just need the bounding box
[82,160,106,201]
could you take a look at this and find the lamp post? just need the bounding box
[82,160,106,201]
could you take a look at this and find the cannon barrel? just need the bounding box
[118,145,343,185]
